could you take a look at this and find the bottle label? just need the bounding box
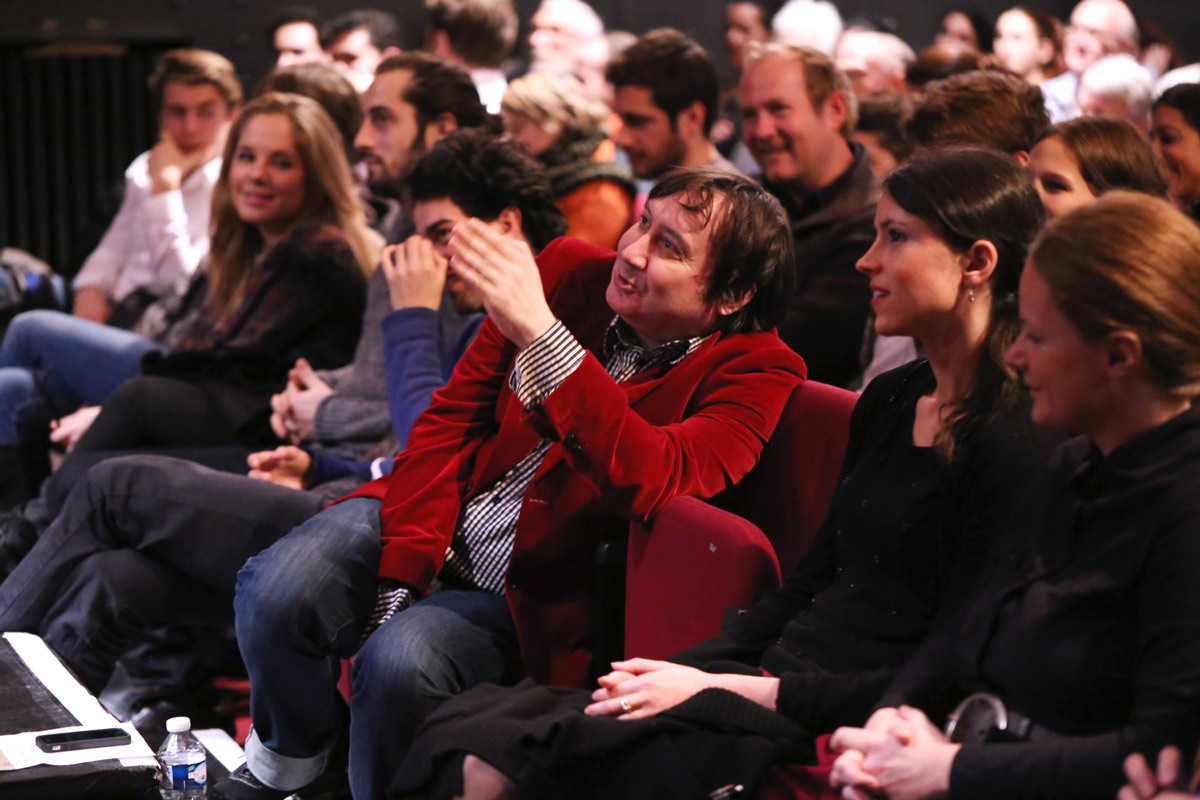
[167,761,207,790]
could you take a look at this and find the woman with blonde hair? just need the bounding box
[501,72,634,249]
[831,192,1200,800]
[0,91,378,505]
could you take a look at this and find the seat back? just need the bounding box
[623,380,857,658]
[716,380,857,574]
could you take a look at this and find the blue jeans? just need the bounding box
[233,497,520,800]
[0,310,162,443]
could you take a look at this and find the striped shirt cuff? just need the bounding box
[509,320,586,409]
[360,578,416,648]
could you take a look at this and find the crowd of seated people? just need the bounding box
[2,1,1199,799]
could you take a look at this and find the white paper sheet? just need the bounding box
[0,633,156,771]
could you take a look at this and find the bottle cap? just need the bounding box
[165,716,192,734]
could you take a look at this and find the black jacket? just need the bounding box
[881,403,1200,799]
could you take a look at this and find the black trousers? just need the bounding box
[73,374,274,453]
[0,454,324,694]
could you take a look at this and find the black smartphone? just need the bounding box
[34,727,132,753]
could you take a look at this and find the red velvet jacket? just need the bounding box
[343,237,807,686]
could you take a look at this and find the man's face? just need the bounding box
[529,5,579,72]
[160,81,233,154]
[412,197,490,314]
[725,3,769,73]
[740,55,844,192]
[835,34,899,98]
[274,21,326,67]
[611,85,687,179]
[354,69,426,197]
[606,193,726,346]
[1077,86,1141,129]
[1064,0,1128,76]
[329,27,385,93]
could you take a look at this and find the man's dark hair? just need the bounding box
[425,0,518,69]
[909,69,1048,154]
[269,7,329,48]
[257,64,362,161]
[408,129,567,252]
[605,28,719,135]
[648,167,794,334]
[328,9,402,51]
[376,52,491,133]
[856,90,913,164]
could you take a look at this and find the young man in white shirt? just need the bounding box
[71,49,242,323]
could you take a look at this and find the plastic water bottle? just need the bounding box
[157,716,207,799]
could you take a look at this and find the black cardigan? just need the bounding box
[673,361,1059,731]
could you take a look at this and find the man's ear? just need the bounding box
[1012,150,1030,166]
[423,112,459,147]
[675,100,706,139]
[717,286,755,317]
[495,207,524,241]
[821,89,848,133]
[380,45,403,61]
[427,30,454,60]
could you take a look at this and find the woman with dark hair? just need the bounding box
[388,147,1056,800]
[0,92,379,505]
[1028,115,1167,219]
[830,191,1200,800]
[1151,83,1200,219]
[935,9,993,52]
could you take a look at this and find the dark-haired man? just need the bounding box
[606,28,737,182]
[327,9,403,93]
[352,52,491,201]
[270,53,493,444]
[226,167,806,800]
[270,8,329,68]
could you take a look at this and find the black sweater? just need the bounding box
[880,403,1200,800]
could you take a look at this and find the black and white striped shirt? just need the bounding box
[366,316,709,639]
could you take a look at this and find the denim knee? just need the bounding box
[234,498,383,657]
[0,367,44,442]
[0,310,52,363]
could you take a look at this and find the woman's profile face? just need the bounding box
[229,112,308,243]
[1006,265,1109,433]
[1151,105,1200,206]
[1028,135,1095,220]
[855,190,969,340]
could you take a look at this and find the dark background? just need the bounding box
[0,0,1194,268]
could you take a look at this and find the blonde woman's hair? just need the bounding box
[1030,191,1200,400]
[501,71,610,135]
[207,92,381,319]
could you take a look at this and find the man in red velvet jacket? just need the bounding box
[216,167,807,800]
